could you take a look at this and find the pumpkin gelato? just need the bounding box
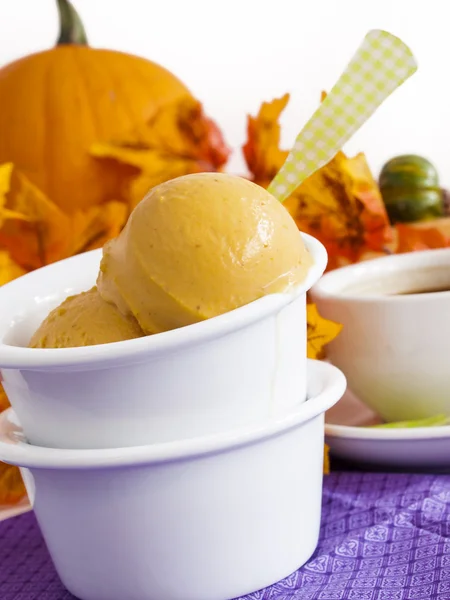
[29,287,144,349]
[29,173,312,347]
[97,173,312,334]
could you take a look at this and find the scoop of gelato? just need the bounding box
[29,287,144,349]
[97,173,312,334]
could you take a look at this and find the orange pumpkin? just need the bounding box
[0,0,191,213]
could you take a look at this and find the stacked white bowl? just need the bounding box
[0,233,346,600]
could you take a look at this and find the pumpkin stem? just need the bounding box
[56,0,88,45]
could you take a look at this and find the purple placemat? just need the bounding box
[2,472,450,599]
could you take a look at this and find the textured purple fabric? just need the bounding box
[1,472,450,599]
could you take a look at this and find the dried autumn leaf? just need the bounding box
[0,462,26,505]
[0,382,26,506]
[0,385,25,506]
[0,163,31,226]
[0,384,10,413]
[0,164,128,270]
[92,146,197,210]
[91,96,230,208]
[323,444,330,475]
[395,223,450,254]
[0,250,26,285]
[68,201,129,256]
[307,303,342,360]
[285,152,393,270]
[0,163,71,270]
[243,94,289,185]
[244,96,392,270]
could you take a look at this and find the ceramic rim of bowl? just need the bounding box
[311,247,450,304]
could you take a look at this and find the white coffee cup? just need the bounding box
[311,248,450,423]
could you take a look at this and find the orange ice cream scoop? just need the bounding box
[29,287,144,348]
[97,173,312,334]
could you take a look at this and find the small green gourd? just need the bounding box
[379,154,443,223]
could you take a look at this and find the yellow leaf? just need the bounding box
[0,165,127,270]
[0,250,26,285]
[286,152,392,270]
[92,146,200,209]
[307,303,342,360]
[0,163,11,197]
[0,163,71,270]
[242,94,289,185]
[243,97,392,270]
[91,96,230,208]
[0,163,31,225]
[68,201,129,256]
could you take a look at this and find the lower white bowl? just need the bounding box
[0,360,345,600]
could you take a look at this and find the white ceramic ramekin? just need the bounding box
[310,247,450,422]
[0,359,345,600]
[0,233,326,449]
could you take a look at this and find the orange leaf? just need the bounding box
[395,223,450,253]
[0,382,26,506]
[243,97,392,269]
[91,97,230,208]
[0,250,26,285]
[323,444,331,475]
[285,152,393,269]
[68,201,129,256]
[0,163,31,226]
[0,462,27,505]
[243,94,289,184]
[0,163,129,270]
[0,163,71,270]
[307,303,342,360]
[0,385,10,413]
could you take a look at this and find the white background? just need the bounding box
[0,0,449,183]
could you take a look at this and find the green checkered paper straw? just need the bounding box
[268,30,417,203]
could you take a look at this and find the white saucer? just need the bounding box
[325,390,450,469]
